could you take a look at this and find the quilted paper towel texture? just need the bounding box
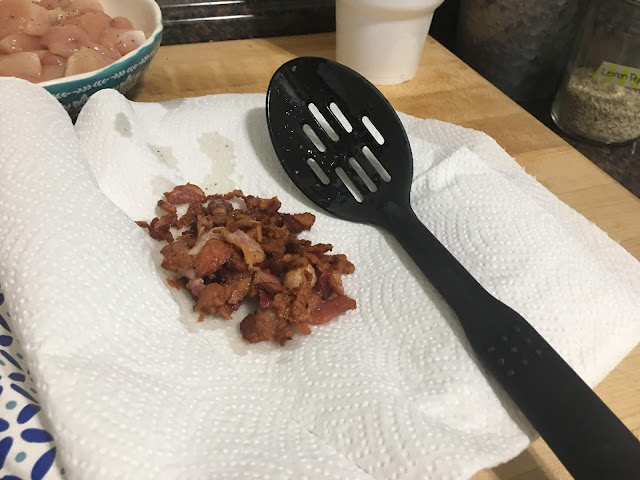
[0,77,639,479]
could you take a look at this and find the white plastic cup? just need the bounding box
[336,0,445,85]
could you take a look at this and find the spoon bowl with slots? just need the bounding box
[265,56,640,480]
[266,56,408,226]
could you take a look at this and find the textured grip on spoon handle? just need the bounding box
[381,201,640,480]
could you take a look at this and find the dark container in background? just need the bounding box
[456,0,589,102]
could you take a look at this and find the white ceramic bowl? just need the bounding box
[40,0,163,116]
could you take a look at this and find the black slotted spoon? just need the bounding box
[266,56,640,479]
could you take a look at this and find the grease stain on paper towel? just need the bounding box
[198,132,235,193]
[162,98,186,110]
[114,113,132,138]
[149,145,178,169]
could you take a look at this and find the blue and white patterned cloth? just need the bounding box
[0,283,63,480]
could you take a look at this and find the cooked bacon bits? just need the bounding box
[164,183,206,205]
[194,239,233,278]
[138,184,357,345]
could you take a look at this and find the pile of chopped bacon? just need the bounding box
[137,183,357,345]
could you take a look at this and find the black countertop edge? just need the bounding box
[157,0,335,45]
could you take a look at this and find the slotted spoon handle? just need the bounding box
[380,200,640,480]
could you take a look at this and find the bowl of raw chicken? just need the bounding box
[0,0,163,116]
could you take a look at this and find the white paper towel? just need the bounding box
[1,77,639,480]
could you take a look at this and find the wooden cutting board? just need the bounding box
[130,32,640,480]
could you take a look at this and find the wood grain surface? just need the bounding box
[130,32,640,480]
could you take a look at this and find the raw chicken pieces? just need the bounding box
[0,51,41,79]
[64,45,110,75]
[0,0,51,38]
[0,0,146,82]
[100,27,145,55]
[0,33,42,53]
[41,25,94,57]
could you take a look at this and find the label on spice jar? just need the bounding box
[593,61,640,89]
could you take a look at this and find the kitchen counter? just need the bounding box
[569,140,639,198]
[522,99,640,200]
[131,32,640,480]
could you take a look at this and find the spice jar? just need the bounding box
[552,0,640,144]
